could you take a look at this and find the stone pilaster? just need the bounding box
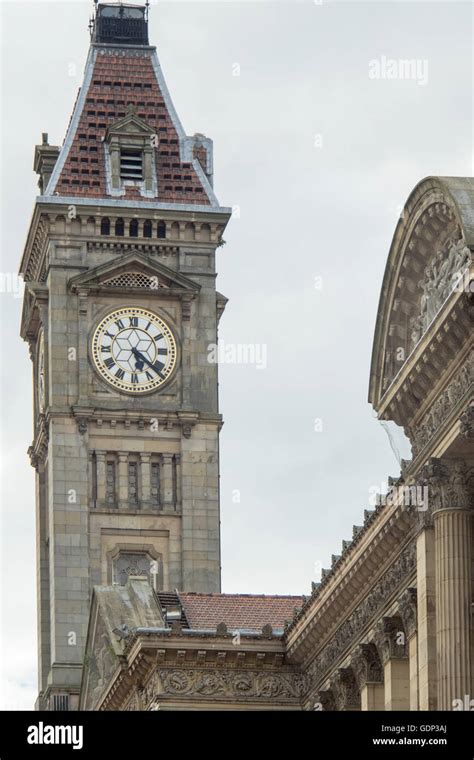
[375,616,410,710]
[95,451,106,506]
[160,454,174,508]
[398,588,418,710]
[351,643,384,711]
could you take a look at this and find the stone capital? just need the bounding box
[415,458,471,528]
[397,587,417,640]
[374,616,407,664]
[330,667,361,711]
[350,643,383,689]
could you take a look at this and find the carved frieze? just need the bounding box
[410,352,473,457]
[460,406,474,439]
[138,668,307,708]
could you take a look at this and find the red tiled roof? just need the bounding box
[178,593,304,632]
[52,48,210,204]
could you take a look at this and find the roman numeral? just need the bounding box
[104,358,115,369]
[131,373,139,384]
[156,348,168,355]
[129,317,138,327]
[145,321,151,330]
[153,333,163,342]
[102,346,111,353]
[115,319,125,330]
[145,371,154,381]
[115,368,125,380]
[105,331,114,339]
[153,361,165,378]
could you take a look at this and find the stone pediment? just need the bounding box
[369,176,474,429]
[68,251,201,297]
[105,109,156,140]
[80,577,166,711]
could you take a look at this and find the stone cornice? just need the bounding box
[98,634,296,711]
[301,542,416,700]
[68,407,220,437]
[378,286,473,430]
[285,501,415,661]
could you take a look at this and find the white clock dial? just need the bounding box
[91,307,177,394]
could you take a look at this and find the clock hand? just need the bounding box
[132,347,164,376]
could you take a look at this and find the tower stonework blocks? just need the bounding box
[20,3,231,710]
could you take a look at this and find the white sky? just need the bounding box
[0,0,472,709]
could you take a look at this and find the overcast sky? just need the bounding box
[1,0,472,709]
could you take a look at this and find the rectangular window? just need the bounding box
[128,461,139,506]
[106,460,116,506]
[151,462,160,508]
[120,149,143,180]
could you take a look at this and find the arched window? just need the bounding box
[200,223,211,242]
[157,221,166,239]
[184,222,195,241]
[129,219,139,237]
[113,552,152,586]
[101,217,110,236]
[115,218,124,236]
[143,220,152,238]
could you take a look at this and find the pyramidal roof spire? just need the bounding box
[42,1,220,208]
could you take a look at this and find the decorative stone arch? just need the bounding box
[369,176,474,413]
[106,544,164,591]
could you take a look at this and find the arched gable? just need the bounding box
[369,176,474,414]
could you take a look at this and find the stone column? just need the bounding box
[351,643,384,711]
[398,588,418,710]
[429,459,472,710]
[160,454,174,509]
[117,452,129,510]
[140,453,151,509]
[375,616,410,710]
[330,668,361,711]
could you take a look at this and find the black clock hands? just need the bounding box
[131,347,165,378]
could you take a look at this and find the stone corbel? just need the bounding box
[177,412,199,439]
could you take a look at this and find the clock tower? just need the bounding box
[20,2,231,711]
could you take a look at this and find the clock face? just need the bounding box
[37,330,45,412]
[91,307,178,394]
